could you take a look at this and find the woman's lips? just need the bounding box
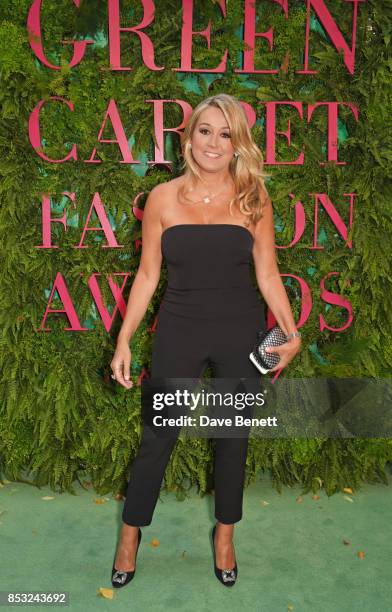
[204,152,221,158]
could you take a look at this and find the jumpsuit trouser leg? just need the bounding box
[121,306,264,527]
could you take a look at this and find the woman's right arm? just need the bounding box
[110,184,164,388]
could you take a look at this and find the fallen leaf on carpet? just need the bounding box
[357,551,365,559]
[97,587,114,599]
[343,495,354,503]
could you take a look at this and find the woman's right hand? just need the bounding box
[110,341,133,389]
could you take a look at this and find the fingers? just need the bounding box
[265,346,282,356]
[269,366,284,375]
[265,340,301,373]
[123,363,131,383]
[265,344,285,371]
[111,361,133,389]
[268,363,285,373]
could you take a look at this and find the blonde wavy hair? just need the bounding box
[178,93,271,227]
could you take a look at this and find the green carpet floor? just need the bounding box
[1,471,391,612]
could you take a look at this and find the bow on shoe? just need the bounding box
[112,570,128,584]
[222,568,236,583]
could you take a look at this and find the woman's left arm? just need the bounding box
[252,195,302,372]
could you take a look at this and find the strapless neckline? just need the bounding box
[161,223,254,241]
[159,221,261,316]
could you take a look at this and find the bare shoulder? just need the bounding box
[143,177,183,226]
[256,184,272,218]
[251,194,274,251]
[148,176,182,202]
[144,179,170,209]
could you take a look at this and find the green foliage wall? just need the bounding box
[0,0,391,499]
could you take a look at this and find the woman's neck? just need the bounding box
[190,174,234,193]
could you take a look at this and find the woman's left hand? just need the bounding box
[265,337,302,373]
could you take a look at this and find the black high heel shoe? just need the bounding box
[111,527,142,588]
[211,524,238,587]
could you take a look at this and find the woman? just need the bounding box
[109,93,301,588]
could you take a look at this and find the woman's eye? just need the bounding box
[199,128,231,138]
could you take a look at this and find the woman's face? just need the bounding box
[190,106,235,173]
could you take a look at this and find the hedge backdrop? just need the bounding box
[0,0,391,501]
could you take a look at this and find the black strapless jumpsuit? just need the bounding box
[122,224,266,526]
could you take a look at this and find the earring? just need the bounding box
[189,143,192,149]
[234,152,239,157]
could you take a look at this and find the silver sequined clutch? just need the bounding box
[249,325,287,374]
